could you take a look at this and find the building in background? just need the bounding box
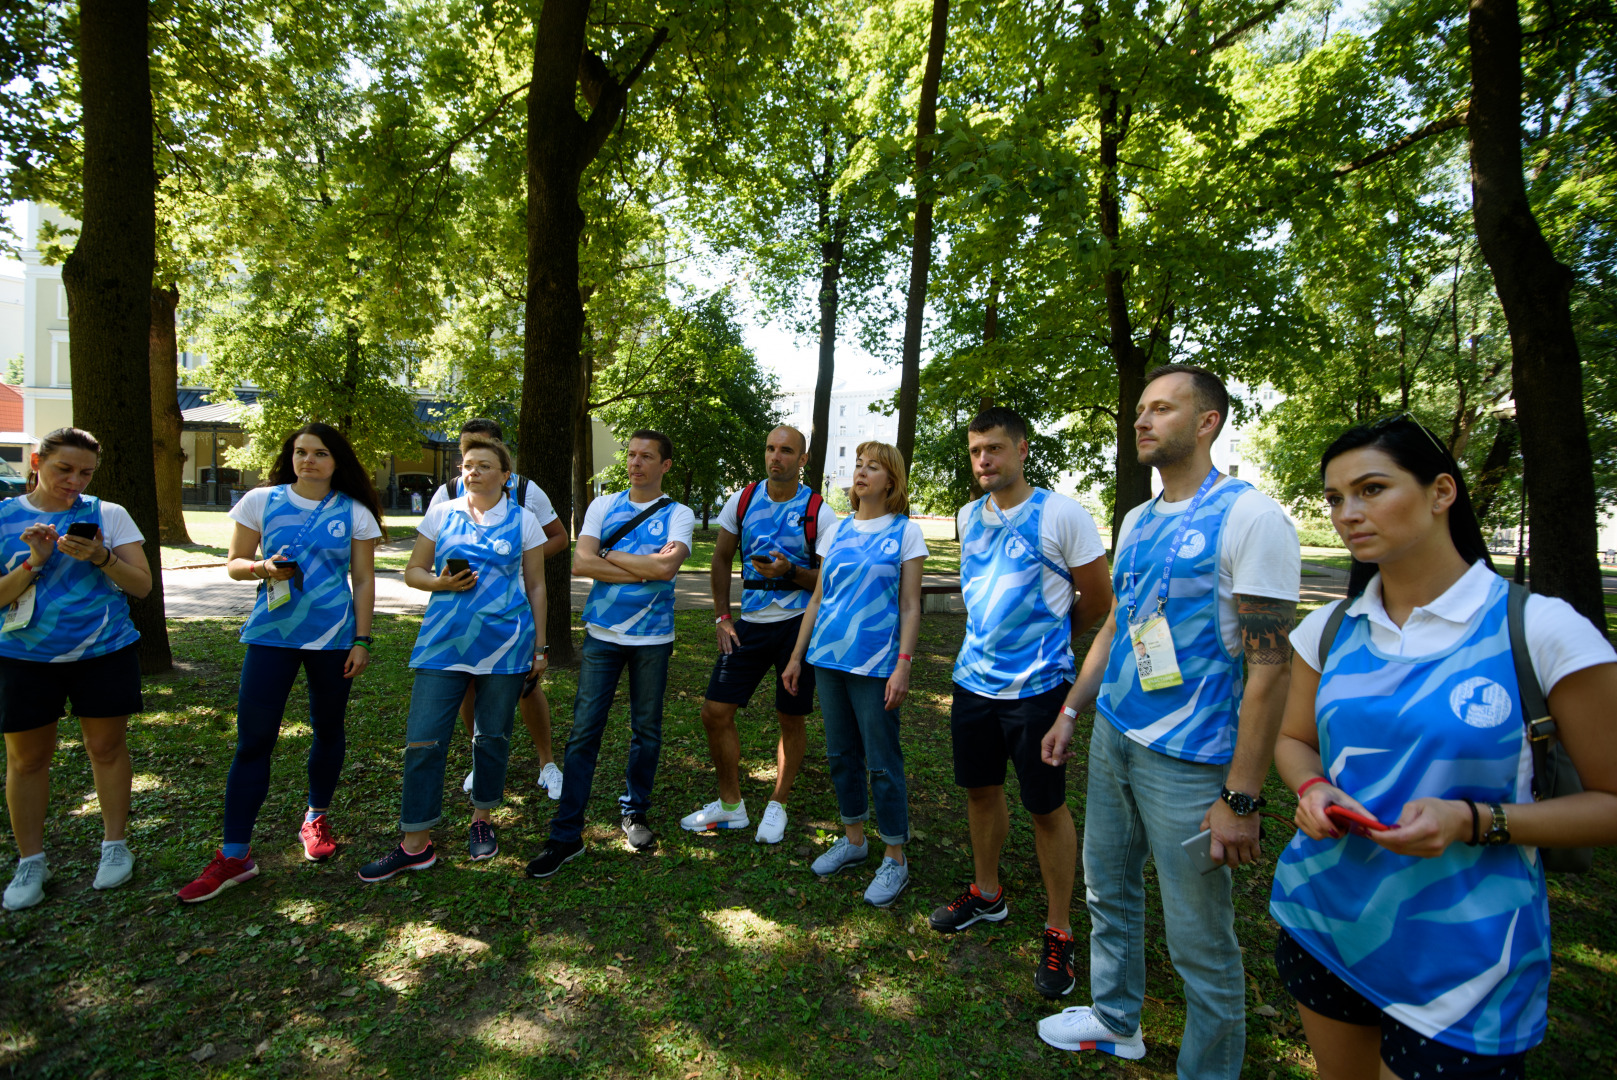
[776,378,901,486]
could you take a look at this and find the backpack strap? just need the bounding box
[514,475,530,511]
[733,481,759,563]
[803,491,824,568]
[1507,581,1555,799]
[1316,598,1351,670]
[434,480,455,505]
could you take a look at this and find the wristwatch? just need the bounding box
[1220,787,1268,817]
[1479,801,1511,846]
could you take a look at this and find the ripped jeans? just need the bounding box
[815,665,909,845]
[399,668,525,832]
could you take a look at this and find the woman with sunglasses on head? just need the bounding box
[0,427,152,911]
[178,422,384,903]
[358,433,547,880]
[1269,415,1617,1080]
[782,441,926,908]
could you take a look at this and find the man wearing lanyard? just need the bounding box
[1036,366,1299,1074]
[928,407,1112,1000]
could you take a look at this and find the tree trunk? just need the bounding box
[339,322,361,434]
[62,0,171,673]
[149,284,190,544]
[1098,85,1152,547]
[805,133,843,493]
[1470,417,1516,524]
[1468,0,1606,633]
[893,0,949,471]
[572,326,594,536]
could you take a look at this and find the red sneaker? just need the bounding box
[300,815,337,862]
[177,850,259,904]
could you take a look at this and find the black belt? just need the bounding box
[742,578,809,592]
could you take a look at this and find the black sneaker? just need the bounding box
[621,812,657,852]
[526,838,585,879]
[929,884,1009,933]
[357,843,437,883]
[1034,926,1077,999]
[469,820,498,861]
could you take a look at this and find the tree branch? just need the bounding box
[1333,109,1468,177]
[1204,0,1291,53]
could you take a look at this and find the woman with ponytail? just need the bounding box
[1269,415,1617,1079]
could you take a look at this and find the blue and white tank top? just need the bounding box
[0,494,139,662]
[806,515,909,678]
[409,498,534,674]
[1097,478,1251,763]
[953,490,1072,698]
[738,483,817,619]
[240,486,357,650]
[1270,575,1548,1056]
[583,491,678,641]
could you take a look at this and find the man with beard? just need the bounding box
[680,425,835,844]
[1035,365,1299,1075]
[928,407,1112,1000]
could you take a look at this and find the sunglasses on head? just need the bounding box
[1368,411,1452,461]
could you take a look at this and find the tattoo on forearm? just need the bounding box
[1237,594,1295,666]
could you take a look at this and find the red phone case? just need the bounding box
[1326,804,1390,832]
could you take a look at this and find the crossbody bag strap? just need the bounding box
[1316,598,1350,670]
[1507,581,1554,799]
[601,496,672,552]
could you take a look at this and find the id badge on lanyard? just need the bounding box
[1124,467,1219,692]
[2,582,35,632]
[266,575,294,610]
[264,489,332,611]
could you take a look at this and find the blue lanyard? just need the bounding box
[1125,467,1220,622]
[273,487,336,558]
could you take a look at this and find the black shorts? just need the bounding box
[950,682,1069,815]
[705,615,815,715]
[0,642,144,733]
[1274,927,1527,1080]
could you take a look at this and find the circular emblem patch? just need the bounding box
[1177,529,1206,559]
[1005,536,1028,560]
[1449,676,1512,729]
[786,511,803,528]
[327,520,347,539]
[492,539,512,556]
[649,519,665,537]
[881,537,900,556]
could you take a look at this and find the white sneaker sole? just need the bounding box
[1037,1014,1146,1059]
[93,864,134,890]
[681,818,749,832]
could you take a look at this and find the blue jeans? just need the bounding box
[548,634,673,843]
[223,645,352,845]
[1083,716,1245,1079]
[399,668,524,832]
[816,666,909,846]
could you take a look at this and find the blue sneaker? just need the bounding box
[357,843,436,882]
[811,836,869,877]
[864,856,909,908]
[469,820,498,861]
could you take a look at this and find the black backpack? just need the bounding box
[436,474,531,509]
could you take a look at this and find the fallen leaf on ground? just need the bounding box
[189,1043,215,1063]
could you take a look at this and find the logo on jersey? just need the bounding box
[1005,536,1028,560]
[1177,530,1206,559]
[649,519,665,537]
[881,537,900,556]
[327,520,347,539]
[492,539,512,556]
[787,511,803,528]
[1450,676,1512,729]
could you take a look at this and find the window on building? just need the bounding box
[838,445,846,457]
[839,405,846,417]
[839,425,846,435]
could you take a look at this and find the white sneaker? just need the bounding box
[680,799,749,832]
[2,859,51,911]
[462,770,474,794]
[1037,1005,1147,1059]
[93,843,134,890]
[754,801,787,844]
[540,762,564,800]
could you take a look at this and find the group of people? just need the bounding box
[3,363,1615,1080]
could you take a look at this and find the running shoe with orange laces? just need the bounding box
[1035,925,1077,999]
[177,851,259,904]
[300,814,337,862]
[929,883,1009,933]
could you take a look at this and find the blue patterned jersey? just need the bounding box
[737,483,818,618]
[409,500,534,674]
[953,490,1074,698]
[1097,478,1252,763]
[807,515,910,678]
[0,495,140,662]
[582,491,681,641]
[240,486,357,650]
[1270,574,1549,1056]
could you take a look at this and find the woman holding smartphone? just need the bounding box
[358,434,547,880]
[1270,416,1617,1080]
[0,427,152,911]
[782,441,926,908]
[178,422,384,903]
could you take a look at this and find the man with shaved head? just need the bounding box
[681,425,836,845]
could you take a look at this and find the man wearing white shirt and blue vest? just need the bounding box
[1037,366,1300,1076]
[526,430,694,878]
[928,407,1113,1001]
[681,425,836,844]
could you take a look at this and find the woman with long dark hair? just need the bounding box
[1,427,152,911]
[178,422,384,903]
[1269,415,1617,1080]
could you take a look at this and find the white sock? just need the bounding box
[102,840,128,851]
[18,852,45,866]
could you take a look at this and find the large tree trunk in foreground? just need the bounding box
[63,0,171,672]
[520,0,665,664]
[150,285,190,544]
[893,0,948,471]
[1468,0,1606,634]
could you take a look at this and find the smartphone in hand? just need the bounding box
[1326,805,1389,833]
[1182,829,1223,876]
[446,558,471,577]
[66,522,99,539]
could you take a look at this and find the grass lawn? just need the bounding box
[3,611,1614,1078]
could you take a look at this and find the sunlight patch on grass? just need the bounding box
[702,906,789,949]
[130,773,165,793]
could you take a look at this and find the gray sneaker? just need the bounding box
[93,842,134,890]
[621,813,657,853]
[864,856,910,908]
[2,859,51,911]
[811,836,869,877]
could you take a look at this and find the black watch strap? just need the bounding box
[1220,787,1267,816]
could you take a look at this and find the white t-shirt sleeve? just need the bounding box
[668,503,696,551]
[1289,601,1343,673]
[227,487,272,534]
[715,490,745,535]
[1046,495,1107,568]
[98,501,146,549]
[1525,593,1617,698]
[520,507,546,551]
[417,501,452,543]
[521,480,559,528]
[902,519,929,562]
[351,503,383,542]
[815,517,840,558]
[426,482,450,510]
[579,497,609,542]
[814,500,838,544]
[1224,491,1301,602]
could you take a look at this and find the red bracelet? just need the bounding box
[20,560,32,574]
[1297,777,1329,798]
[897,653,913,661]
